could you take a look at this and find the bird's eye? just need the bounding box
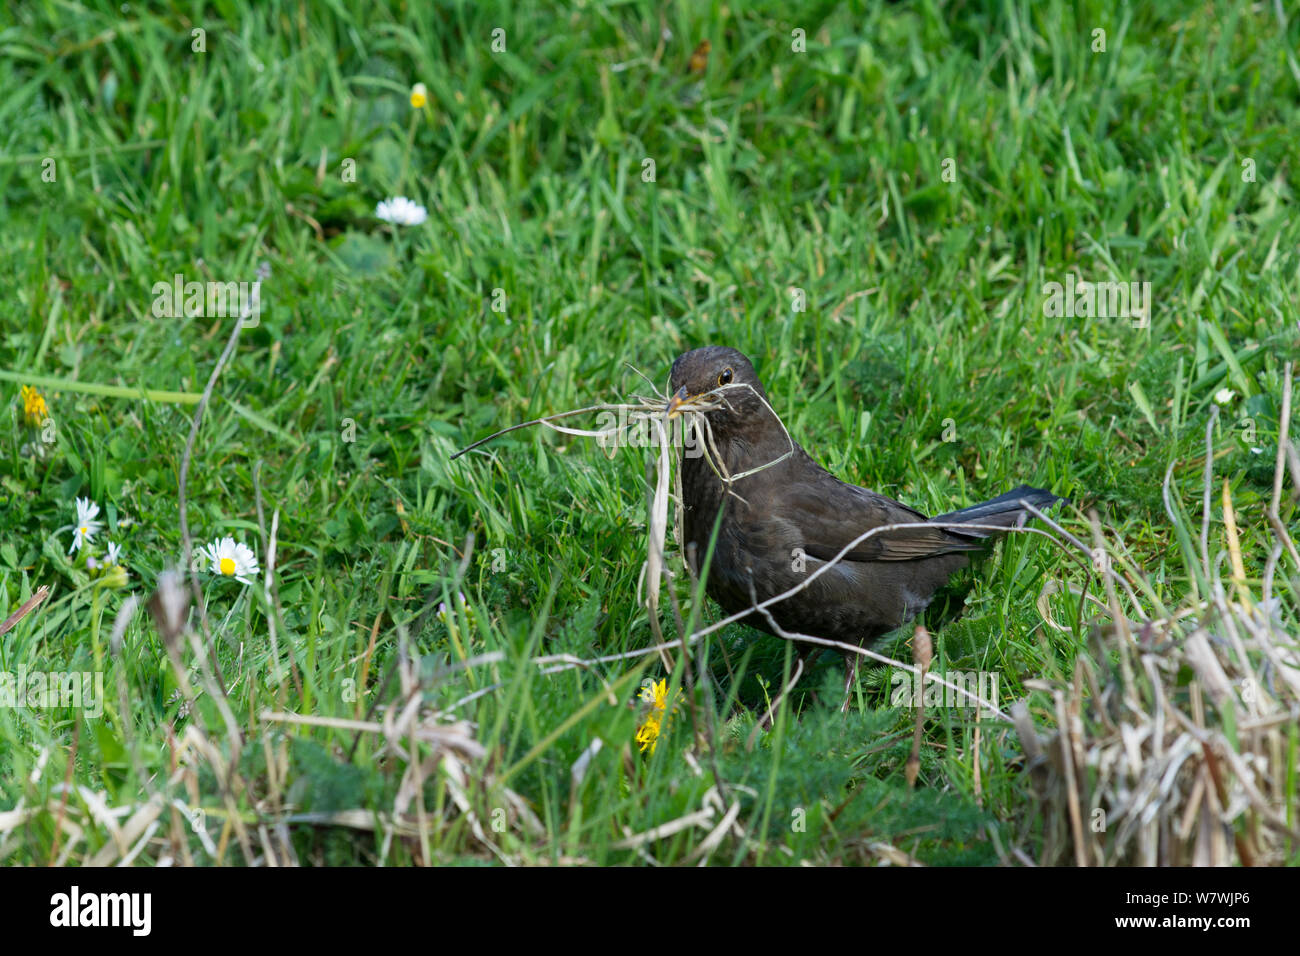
[717,367,734,387]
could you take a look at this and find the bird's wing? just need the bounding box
[783,474,986,563]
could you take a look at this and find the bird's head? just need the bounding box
[666,346,770,426]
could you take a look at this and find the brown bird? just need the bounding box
[666,346,1064,709]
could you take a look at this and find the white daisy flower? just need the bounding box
[1214,387,1236,405]
[375,196,428,227]
[202,537,260,585]
[106,541,123,565]
[69,497,104,553]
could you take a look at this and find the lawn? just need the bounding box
[1,0,1297,866]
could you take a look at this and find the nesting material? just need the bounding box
[1015,368,1300,866]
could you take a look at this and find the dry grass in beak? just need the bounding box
[451,372,729,670]
[451,373,804,671]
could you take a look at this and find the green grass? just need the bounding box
[0,0,1297,865]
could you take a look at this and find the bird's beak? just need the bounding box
[665,386,691,419]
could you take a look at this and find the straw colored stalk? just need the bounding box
[1014,364,1300,866]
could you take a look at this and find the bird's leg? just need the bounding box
[839,651,860,714]
[798,644,823,666]
[747,653,805,748]
[797,644,822,707]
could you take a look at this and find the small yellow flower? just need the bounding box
[21,385,47,426]
[636,678,671,754]
[640,678,669,711]
[636,714,662,754]
[410,82,428,109]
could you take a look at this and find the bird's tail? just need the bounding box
[930,485,1066,536]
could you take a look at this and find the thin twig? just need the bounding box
[0,585,50,637]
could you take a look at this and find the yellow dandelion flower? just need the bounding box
[410,82,428,109]
[635,679,671,754]
[21,385,48,426]
[640,678,668,710]
[636,714,662,754]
